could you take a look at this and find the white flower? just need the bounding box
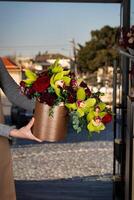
[128,37,134,44]
[127,32,132,37]
[55,80,64,88]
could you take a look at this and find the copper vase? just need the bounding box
[32,101,68,142]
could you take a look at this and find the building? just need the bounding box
[35,53,71,71]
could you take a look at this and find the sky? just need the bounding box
[131,0,134,26]
[0,2,120,57]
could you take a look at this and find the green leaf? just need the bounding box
[73,125,78,129]
[70,110,86,133]
[48,86,55,94]
[54,86,61,96]
[77,127,82,133]
[73,120,78,125]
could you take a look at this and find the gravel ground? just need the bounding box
[11,121,113,182]
[11,141,113,181]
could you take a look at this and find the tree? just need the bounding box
[77,25,119,73]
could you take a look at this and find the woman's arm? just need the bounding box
[0,123,15,138]
[0,58,35,112]
[0,58,36,139]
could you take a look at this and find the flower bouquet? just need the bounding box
[118,26,134,55]
[20,59,112,141]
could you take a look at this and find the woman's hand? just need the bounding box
[9,117,42,142]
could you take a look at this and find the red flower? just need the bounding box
[32,75,50,93]
[102,113,112,124]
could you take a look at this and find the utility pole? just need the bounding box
[70,39,78,76]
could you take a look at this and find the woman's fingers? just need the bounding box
[26,117,35,129]
[26,118,42,142]
[18,117,42,142]
[31,135,42,142]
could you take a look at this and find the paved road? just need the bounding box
[15,177,112,200]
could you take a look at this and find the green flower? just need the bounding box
[87,118,105,133]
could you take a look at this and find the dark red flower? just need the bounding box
[85,87,91,97]
[20,81,26,87]
[24,87,35,99]
[65,86,76,103]
[102,113,112,124]
[32,75,50,93]
[67,95,76,103]
[70,79,78,88]
[28,87,36,95]
[39,92,57,106]
[79,81,87,88]
[69,72,75,78]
